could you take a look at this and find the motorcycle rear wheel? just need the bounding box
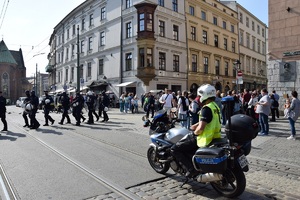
[147,146,170,174]
[210,166,246,198]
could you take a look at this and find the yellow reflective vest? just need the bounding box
[197,101,221,147]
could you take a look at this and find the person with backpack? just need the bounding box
[188,94,200,127]
[270,94,279,122]
[177,90,189,129]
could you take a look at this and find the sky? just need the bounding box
[1,0,268,77]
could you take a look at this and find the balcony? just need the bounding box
[135,66,156,86]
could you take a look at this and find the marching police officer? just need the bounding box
[58,92,71,125]
[29,91,40,129]
[0,91,7,132]
[22,90,31,127]
[42,90,55,126]
[72,91,84,126]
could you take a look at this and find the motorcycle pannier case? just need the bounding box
[225,114,259,144]
[192,148,227,173]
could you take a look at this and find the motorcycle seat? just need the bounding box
[208,138,228,147]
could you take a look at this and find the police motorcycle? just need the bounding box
[145,96,259,198]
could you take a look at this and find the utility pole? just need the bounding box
[77,25,80,93]
[35,63,38,95]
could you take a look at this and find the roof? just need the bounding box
[0,40,18,65]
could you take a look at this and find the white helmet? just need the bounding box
[197,84,216,103]
[45,99,51,104]
[87,91,93,96]
[25,103,33,111]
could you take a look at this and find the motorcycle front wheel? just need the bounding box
[147,146,170,174]
[210,166,246,198]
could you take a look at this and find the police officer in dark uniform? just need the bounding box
[22,90,31,127]
[101,91,110,122]
[72,91,84,126]
[86,91,96,124]
[0,91,7,132]
[42,90,55,126]
[29,91,40,129]
[58,92,71,125]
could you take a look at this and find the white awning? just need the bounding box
[116,81,136,87]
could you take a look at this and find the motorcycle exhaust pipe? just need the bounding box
[196,173,223,183]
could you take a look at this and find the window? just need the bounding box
[239,12,243,23]
[159,52,166,70]
[257,25,260,34]
[126,22,132,38]
[232,41,235,53]
[159,20,165,37]
[72,44,75,56]
[192,54,197,72]
[67,29,70,39]
[101,7,106,20]
[231,25,234,33]
[239,30,243,45]
[262,28,265,37]
[257,40,261,53]
[139,48,145,67]
[204,57,208,74]
[81,18,85,30]
[146,13,153,31]
[87,62,92,78]
[66,47,69,60]
[252,21,255,31]
[72,24,76,35]
[147,48,153,67]
[65,69,69,82]
[224,38,228,50]
[225,61,229,76]
[100,31,105,46]
[173,25,179,41]
[246,34,250,48]
[71,67,74,81]
[215,60,220,75]
[88,37,93,50]
[158,0,164,7]
[203,30,207,44]
[98,59,104,75]
[172,0,178,12]
[252,36,255,50]
[126,0,131,8]
[191,26,196,41]
[223,21,226,29]
[246,17,249,27]
[89,14,94,26]
[173,55,179,72]
[201,11,206,20]
[81,40,84,53]
[58,71,61,83]
[125,53,132,71]
[214,35,218,47]
[213,17,218,25]
[189,6,195,16]
[139,13,145,31]
[262,42,266,54]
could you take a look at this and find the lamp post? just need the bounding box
[234,60,241,93]
[33,53,45,96]
[77,25,80,93]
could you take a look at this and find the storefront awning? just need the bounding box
[115,81,136,87]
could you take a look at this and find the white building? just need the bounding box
[47,0,187,97]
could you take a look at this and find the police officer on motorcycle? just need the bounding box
[172,84,221,178]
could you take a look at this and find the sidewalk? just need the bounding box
[107,108,300,199]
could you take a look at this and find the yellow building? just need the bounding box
[185,0,239,94]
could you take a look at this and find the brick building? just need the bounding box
[0,40,30,104]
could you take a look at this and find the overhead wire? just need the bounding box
[0,0,9,31]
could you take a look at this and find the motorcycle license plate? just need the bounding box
[238,155,249,169]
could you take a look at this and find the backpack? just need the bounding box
[273,100,279,108]
[180,96,188,111]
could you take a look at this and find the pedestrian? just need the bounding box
[92,92,99,121]
[177,90,189,129]
[272,90,280,118]
[86,91,96,124]
[42,90,55,126]
[58,92,71,125]
[29,91,40,129]
[215,90,222,111]
[72,92,84,126]
[101,91,110,122]
[188,94,200,126]
[131,95,139,113]
[119,93,125,113]
[124,93,130,113]
[270,94,279,122]
[0,91,7,132]
[159,89,174,120]
[255,88,271,136]
[286,91,300,140]
[247,92,258,121]
[22,90,31,127]
[146,92,155,118]
[242,88,251,114]
[98,93,103,118]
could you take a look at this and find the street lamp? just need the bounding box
[33,52,46,96]
[77,25,80,93]
[234,60,242,93]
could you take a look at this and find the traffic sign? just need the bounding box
[237,70,243,76]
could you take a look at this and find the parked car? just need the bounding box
[16,97,26,107]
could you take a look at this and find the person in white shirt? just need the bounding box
[159,89,175,119]
[247,92,258,120]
